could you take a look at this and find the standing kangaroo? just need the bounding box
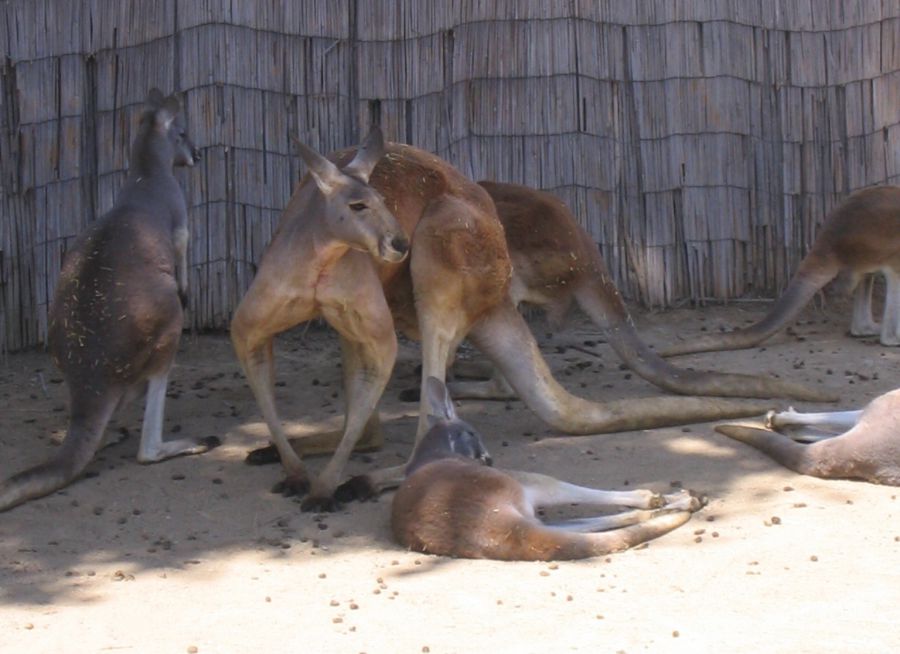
[0,89,212,512]
[660,185,900,357]
[443,181,834,402]
[716,388,900,485]
[392,378,702,561]
[231,128,787,512]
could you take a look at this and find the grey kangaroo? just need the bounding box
[0,89,213,512]
[392,378,704,561]
[716,388,900,485]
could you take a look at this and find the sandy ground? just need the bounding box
[2,301,900,654]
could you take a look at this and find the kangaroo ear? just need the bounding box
[292,135,343,196]
[424,377,457,426]
[153,95,181,130]
[343,126,385,183]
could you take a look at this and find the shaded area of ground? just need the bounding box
[2,302,899,653]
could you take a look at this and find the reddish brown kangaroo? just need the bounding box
[392,378,702,561]
[660,186,900,357]
[443,181,833,402]
[0,89,213,512]
[716,389,900,485]
[230,129,781,512]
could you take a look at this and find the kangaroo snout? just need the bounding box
[391,235,409,256]
[381,234,410,263]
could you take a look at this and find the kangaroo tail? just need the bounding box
[573,278,836,402]
[0,403,113,512]
[715,423,823,476]
[468,299,775,434]
[511,509,693,561]
[659,264,838,357]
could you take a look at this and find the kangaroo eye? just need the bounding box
[349,202,367,212]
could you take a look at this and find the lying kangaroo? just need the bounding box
[0,89,213,512]
[231,128,782,511]
[660,185,900,357]
[392,378,703,561]
[443,181,833,402]
[716,388,900,485]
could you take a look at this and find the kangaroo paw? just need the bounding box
[200,436,222,451]
[245,444,280,465]
[334,475,380,503]
[271,475,310,497]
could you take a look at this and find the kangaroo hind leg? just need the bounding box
[137,372,220,463]
[767,407,863,442]
[880,267,900,345]
[546,503,694,533]
[850,274,880,336]
[506,469,667,511]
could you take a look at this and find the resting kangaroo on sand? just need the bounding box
[392,378,703,561]
[660,185,900,357]
[716,388,900,485]
[0,89,212,512]
[231,127,787,512]
[442,181,833,402]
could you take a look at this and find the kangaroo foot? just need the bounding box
[271,474,311,497]
[645,493,666,509]
[138,436,221,463]
[245,444,281,465]
[850,322,880,337]
[663,489,707,512]
[200,435,223,450]
[334,475,380,503]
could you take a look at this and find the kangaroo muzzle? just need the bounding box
[380,234,410,263]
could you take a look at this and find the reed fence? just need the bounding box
[2,0,899,351]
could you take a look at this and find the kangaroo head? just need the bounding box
[141,88,202,169]
[405,377,493,476]
[294,127,409,264]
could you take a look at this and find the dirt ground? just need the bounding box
[1,300,899,654]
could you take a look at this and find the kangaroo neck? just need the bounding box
[128,130,173,179]
[297,185,354,272]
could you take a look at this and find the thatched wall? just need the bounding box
[3,0,900,351]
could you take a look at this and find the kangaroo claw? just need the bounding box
[334,475,379,503]
[271,475,310,498]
